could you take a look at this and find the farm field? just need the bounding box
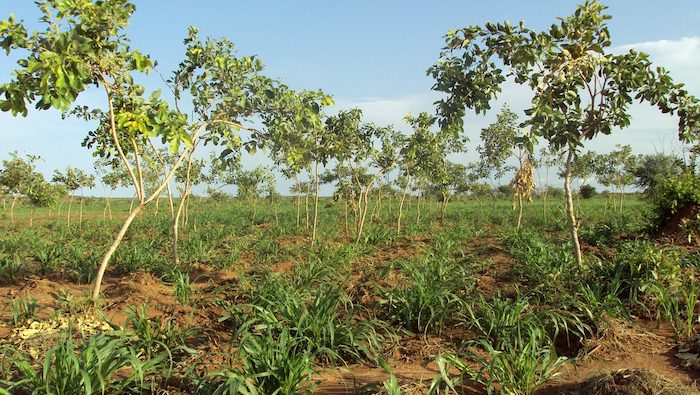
[1,195,699,394]
[2,0,700,394]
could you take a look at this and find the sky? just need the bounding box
[1,1,699,196]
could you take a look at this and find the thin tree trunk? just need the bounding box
[166,181,175,219]
[619,188,624,212]
[397,176,410,234]
[172,193,189,267]
[564,148,583,267]
[516,193,523,229]
[344,200,350,240]
[10,197,17,225]
[67,195,73,227]
[79,193,84,232]
[543,191,548,222]
[311,160,320,247]
[294,175,301,228]
[305,175,311,229]
[92,204,143,300]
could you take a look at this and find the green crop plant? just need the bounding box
[431,334,570,395]
[378,257,469,333]
[11,292,39,326]
[124,304,198,359]
[173,270,194,305]
[457,291,590,352]
[0,334,170,394]
[240,276,389,364]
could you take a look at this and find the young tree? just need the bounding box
[634,153,684,199]
[0,152,41,224]
[510,142,535,229]
[1,3,294,301]
[25,175,65,227]
[94,157,130,220]
[52,166,95,229]
[532,145,564,221]
[594,145,637,212]
[428,1,700,265]
[476,105,518,208]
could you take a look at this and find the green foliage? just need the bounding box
[634,153,684,198]
[239,328,314,395]
[432,335,570,395]
[0,334,170,394]
[579,184,597,199]
[230,275,388,365]
[378,257,469,333]
[655,172,700,217]
[457,291,589,352]
[173,270,194,305]
[11,292,38,326]
[124,304,198,358]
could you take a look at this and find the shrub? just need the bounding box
[579,184,597,199]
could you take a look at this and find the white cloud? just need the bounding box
[334,93,438,129]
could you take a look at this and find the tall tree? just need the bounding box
[428,1,700,265]
[0,152,41,224]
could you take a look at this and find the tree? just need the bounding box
[510,144,535,229]
[594,145,637,212]
[0,152,41,224]
[94,157,130,220]
[634,153,684,199]
[52,166,95,229]
[532,145,564,221]
[579,184,597,199]
[428,1,700,265]
[476,105,518,206]
[399,112,464,231]
[264,88,334,246]
[1,3,293,301]
[25,175,65,227]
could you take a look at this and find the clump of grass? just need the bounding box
[0,334,171,394]
[378,257,470,333]
[11,292,38,326]
[432,334,571,395]
[172,270,194,305]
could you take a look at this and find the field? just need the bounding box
[1,194,699,394]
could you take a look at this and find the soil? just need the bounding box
[658,203,700,247]
[2,267,699,394]
[1,226,699,394]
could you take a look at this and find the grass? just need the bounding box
[0,194,696,394]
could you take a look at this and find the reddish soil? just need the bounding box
[1,236,698,393]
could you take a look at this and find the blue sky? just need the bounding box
[1,1,699,196]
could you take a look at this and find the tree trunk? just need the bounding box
[440,192,448,224]
[311,160,320,247]
[67,195,73,227]
[564,149,583,267]
[542,191,548,222]
[344,200,350,240]
[397,176,411,234]
[619,188,624,213]
[294,175,301,228]
[92,204,144,301]
[305,176,311,229]
[173,195,187,267]
[10,197,17,225]
[516,193,523,229]
[79,194,84,232]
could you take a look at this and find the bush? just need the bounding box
[579,184,597,199]
[655,172,700,216]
